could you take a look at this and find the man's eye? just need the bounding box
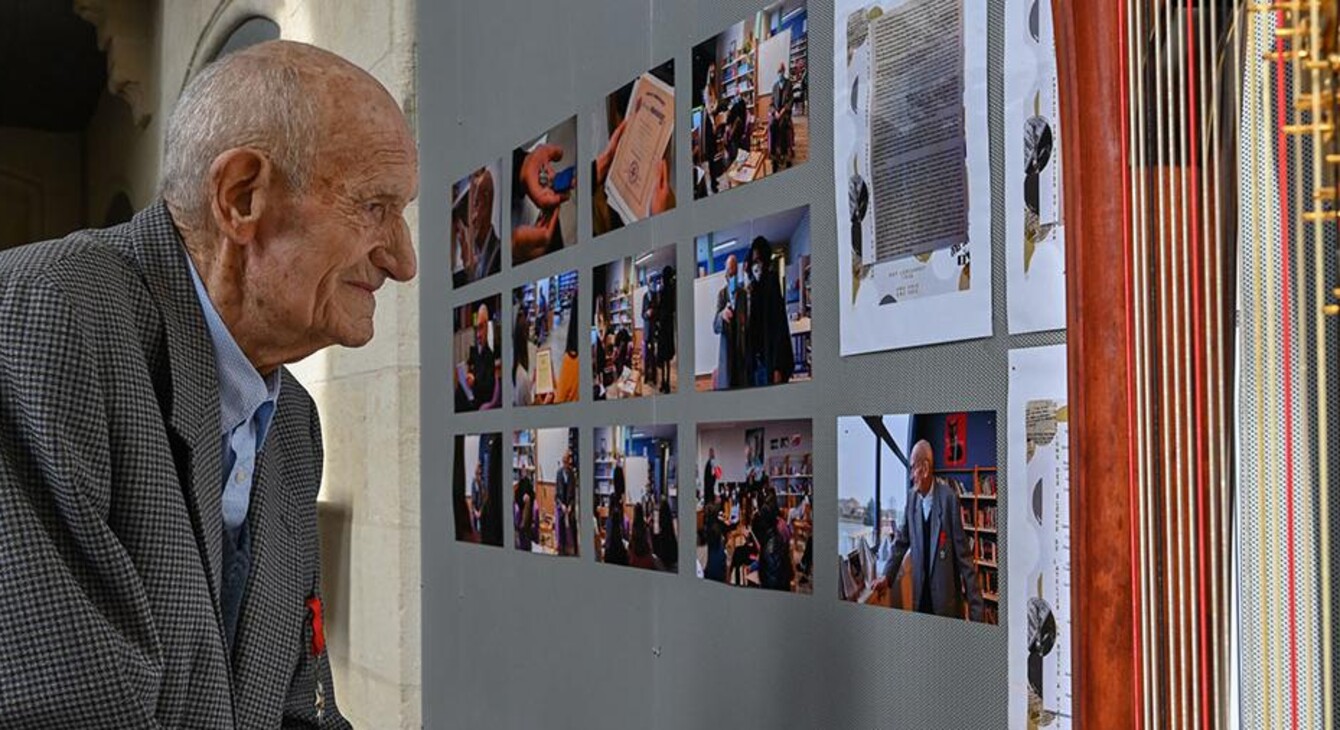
[364,202,387,221]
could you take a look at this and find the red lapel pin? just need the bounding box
[306,595,326,657]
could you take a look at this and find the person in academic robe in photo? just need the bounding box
[656,265,676,392]
[881,440,984,621]
[744,236,794,387]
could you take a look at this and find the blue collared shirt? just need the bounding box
[185,252,281,530]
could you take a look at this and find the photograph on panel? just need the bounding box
[512,270,580,407]
[692,205,812,392]
[833,0,993,353]
[836,411,999,624]
[453,294,502,413]
[511,117,579,266]
[513,427,580,557]
[453,432,504,547]
[592,244,678,399]
[691,1,809,200]
[696,419,813,594]
[450,161,503,288]
[591,60,676,236]
[592,425,679,572]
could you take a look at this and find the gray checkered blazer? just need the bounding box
[0,202,350,728]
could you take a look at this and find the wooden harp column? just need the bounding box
[1058,0,1338,727]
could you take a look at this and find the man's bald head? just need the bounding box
[910,439,934,495]
[162,40,408,227]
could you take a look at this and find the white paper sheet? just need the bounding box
[833,0,993,355]
[1008,344,1073,729]
[1005,0,1066,333]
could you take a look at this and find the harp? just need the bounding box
[1057,0,1339,726]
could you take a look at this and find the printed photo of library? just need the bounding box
[691,1,809,199]
[592,425,679,572]
[453,432,504,547]
[693,205,812,392]
[513,427,580,557]
[592,245,678,400]
[836,412,999,624]
[696,419,813,594]
[512,271,580,406]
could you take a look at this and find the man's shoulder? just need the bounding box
[0,226,142,296]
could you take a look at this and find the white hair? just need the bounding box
[160,49,318,224]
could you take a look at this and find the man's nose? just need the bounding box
[373,216,418,283]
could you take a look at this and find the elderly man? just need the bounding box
[465,167,500,282]
[463,302,497,411]
[0,41,416,727]
[882,440,984,622]
[713,254,746,390]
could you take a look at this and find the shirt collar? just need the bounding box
[183,247,281,434]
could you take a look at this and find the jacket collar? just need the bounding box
[131,201,227,639]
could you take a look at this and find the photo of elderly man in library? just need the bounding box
[836,412,999,624]
[454,296,502,412]
[593,425,679,572]
[696,420,813,594]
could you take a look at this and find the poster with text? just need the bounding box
[833,0,992,354]
[1005,0,1066,333]
[1008,345,1073,727]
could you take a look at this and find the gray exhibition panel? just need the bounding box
[420,1,1063,727]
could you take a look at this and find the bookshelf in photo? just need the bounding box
[944,465,999,625]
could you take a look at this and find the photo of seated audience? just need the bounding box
[691,2,809,199]
[453,294,502,413]
[592,425,679,572]
[450,161,502,287]
[453,432,504,547]
[513,427,581,557]
[512,271,580,407]
[836,412,999,625]
[696,419,813,594]
[592,245,677,399]
[693,206,812,392]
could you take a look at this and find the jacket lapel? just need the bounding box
[133,203,226,620]
[928,484,944,579]
[231,429,303,726]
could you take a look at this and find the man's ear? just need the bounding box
[207,147,273,244]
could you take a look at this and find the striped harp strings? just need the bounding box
[1119,0,1336,725]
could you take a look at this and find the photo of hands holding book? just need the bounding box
[591,61,676,236]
